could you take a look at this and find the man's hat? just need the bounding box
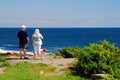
[21,25,27,28]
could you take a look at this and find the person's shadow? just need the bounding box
[6,57,20,60]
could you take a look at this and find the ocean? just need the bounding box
[0,28,120,53]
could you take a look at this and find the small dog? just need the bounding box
[41,48,47,57]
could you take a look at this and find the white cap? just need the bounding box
[21,25,27,28]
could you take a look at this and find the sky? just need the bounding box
[0,0,120,28]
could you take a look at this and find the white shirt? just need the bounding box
[32,33,43,46]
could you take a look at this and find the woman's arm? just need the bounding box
[40,34,43,39]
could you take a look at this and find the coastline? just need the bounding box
[0,49,33,56]
[0,49,51,56]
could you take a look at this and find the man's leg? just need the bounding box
[23,48,26,58]
[20,48,23,59]
[23,48,29,59]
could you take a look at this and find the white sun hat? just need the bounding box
[21,25,27,28]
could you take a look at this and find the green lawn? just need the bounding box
[0,61,84,80]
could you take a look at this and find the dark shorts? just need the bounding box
[19,44,28,49]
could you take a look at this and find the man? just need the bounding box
[17,25,29,59]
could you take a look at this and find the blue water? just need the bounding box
[0,28,120,52]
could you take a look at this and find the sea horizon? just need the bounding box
[0,28,120,54]
[0,26,120,28]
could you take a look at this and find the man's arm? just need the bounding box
[17,37,19,41]
[26,37,29,44]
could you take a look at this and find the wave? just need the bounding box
[2,44,18,47]
[0,48,49,55]
[0,48,32,54]
[0,48,10,53]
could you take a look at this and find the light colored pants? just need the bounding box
[34,45,41,51]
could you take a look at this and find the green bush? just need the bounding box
[0,56,6,62]
[0,56,10,67]
[76,40,120,77]
[60,46,82,58]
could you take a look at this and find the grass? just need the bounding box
[0,56,10,67]
[0,61,84,80]
[57,64,64,66]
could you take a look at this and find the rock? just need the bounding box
[0,68,5,74]
[91,74,109,79]
[40,70,44,75]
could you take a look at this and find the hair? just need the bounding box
[34,29,40,34]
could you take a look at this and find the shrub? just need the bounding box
[0,56,6,62]
[76,40,120,77]
[0,56,10,67]
[60,46,82,58]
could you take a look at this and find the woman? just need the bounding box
[32,29,43,59]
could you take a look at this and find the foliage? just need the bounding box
[0,56,10,67]
[76,40,120,78]
[60,46,82,58]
